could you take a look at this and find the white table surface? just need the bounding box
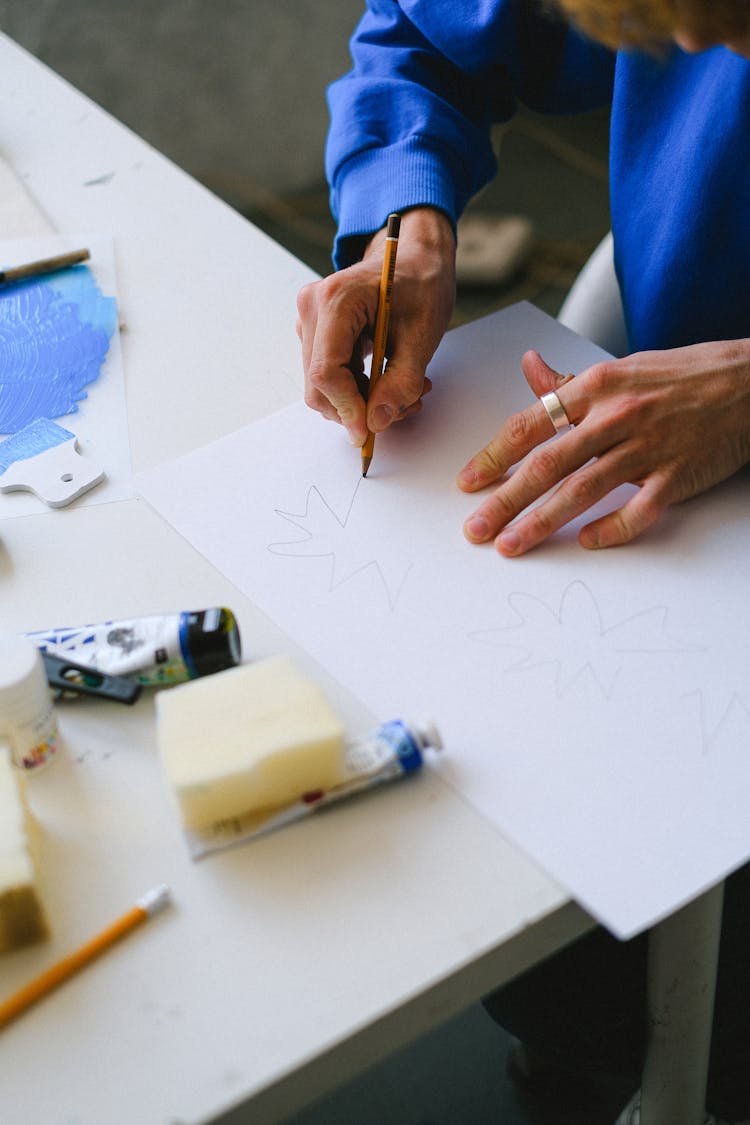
[0,34,592,1125]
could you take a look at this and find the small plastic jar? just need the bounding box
[0,631,58,772]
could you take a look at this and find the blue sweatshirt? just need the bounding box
[326,0,750,352]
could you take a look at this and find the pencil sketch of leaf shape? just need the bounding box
[470,591,558,671]
[267,482,412,609]
[468,580,688,700]
[269,486,343,558]
[684,689,750,754]
[603,606,701,654]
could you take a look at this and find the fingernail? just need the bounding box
[457,467,478,487]
[498,529,521,554]
[464,515,489,541]
[372,404,393,430]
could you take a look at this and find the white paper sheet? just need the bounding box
[0,233,131,518]
[137,301,750,938]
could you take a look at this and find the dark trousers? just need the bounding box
[483,863,750,1121]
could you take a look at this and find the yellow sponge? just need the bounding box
[0,744,48,953]
[157,654,346,830]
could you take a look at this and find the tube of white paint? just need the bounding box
[26,608,241,687]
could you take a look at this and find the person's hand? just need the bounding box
[458,340,750,555]
[296,207,456,446]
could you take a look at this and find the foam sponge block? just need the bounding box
[0,744,48,953]
[157,655,346,830]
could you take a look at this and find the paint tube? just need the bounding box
[306,717,443,805]
[188,717,443,858]
[26,608,241,687]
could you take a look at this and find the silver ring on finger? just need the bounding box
[540,390,573,434]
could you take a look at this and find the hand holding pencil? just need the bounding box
[361,213,401,476]
[296,207,456,453]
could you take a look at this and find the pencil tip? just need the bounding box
[361,457,371,478]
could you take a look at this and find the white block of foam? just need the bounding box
[157,655,346,830]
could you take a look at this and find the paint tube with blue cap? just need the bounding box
[322,717,443,801]
[26,608,241,687]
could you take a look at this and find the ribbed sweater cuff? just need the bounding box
[331,140,460,269]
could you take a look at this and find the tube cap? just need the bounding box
[182,609,242,677]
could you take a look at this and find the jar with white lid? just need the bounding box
[0,631,58,771]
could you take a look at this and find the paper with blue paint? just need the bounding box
[0,261,116,431]
[0,417,74,474]
[0,235,131,518]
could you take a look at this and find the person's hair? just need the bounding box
[554,0,750,49]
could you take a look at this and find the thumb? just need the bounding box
[521,350,574,398]
[366,354,431,432]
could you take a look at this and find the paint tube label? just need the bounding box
[342,719,427,782]
[10,700,58,772]
[305,718,442,805]
[26,609,241,686]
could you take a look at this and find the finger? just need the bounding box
[523,352,581,441]
[578,477,668,549]
[457,358,580,493]
[523,353,578,440]
[462,424,599,544]
[521,350,575,398]
[492,455,626,554]
[369,376,432,424]
[304,361,368,438]
[365,334,435,432]
[457,393,568,492]
[298,294,362,428]
[298,311,336,424]
[296,282,324,378]
[366,365,430,430]
[491,447,666,555]
[303,290,371,445]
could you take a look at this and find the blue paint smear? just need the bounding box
[0,418,74,476]
[0,264,117,434]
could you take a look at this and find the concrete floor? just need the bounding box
[214,1004,635,1125]
[282,1008,634,1125]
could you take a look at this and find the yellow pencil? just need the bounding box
[361,213,401,477]
[0,885,171,1030]
[0,248,91,286]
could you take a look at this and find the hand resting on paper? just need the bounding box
[458,340,750,555]
[296,207,455,447]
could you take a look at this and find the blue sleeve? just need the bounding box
[327,0,615,268]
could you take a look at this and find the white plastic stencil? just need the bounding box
[0,417,105,507]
